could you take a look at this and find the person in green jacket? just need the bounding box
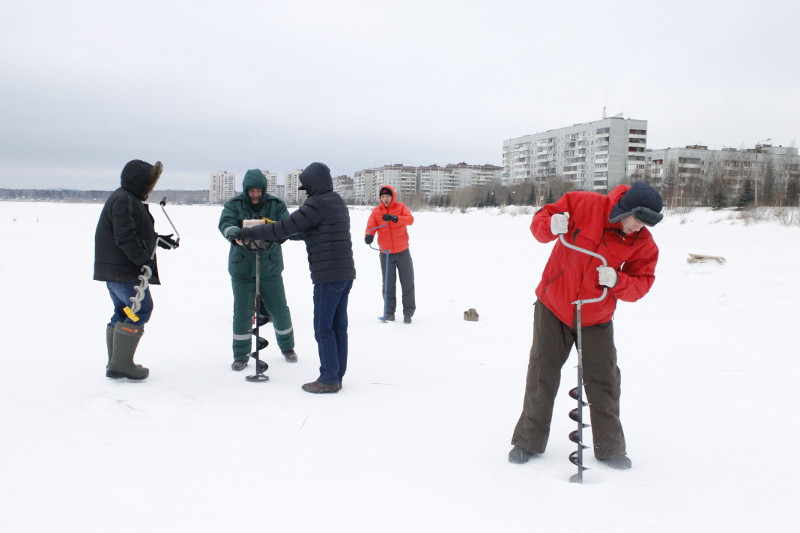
[219,169,297,371]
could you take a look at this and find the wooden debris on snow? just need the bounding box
[687,253,726,264]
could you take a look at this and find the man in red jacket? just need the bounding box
[508,182,664,470]
[364,185,416,323]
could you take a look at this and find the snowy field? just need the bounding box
[0,201,796,532]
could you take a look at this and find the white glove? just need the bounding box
[550,213,569,235]
[597,266,618,288]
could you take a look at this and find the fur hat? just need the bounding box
[121,159,162,200]
[609,182,664,226]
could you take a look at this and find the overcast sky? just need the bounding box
[1,0,798,190]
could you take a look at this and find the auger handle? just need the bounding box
[159,197,181,245]
[558,234,608,305]
[366,223,390,253]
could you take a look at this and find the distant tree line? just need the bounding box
[634,157,800,210]
[0,189,211,204]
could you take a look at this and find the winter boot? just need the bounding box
[107,323,149,380]
[301,380,340,394]
[508,445,538,464]
[597,455,632,470]
[282,349,298,363]
[105,325,114,367]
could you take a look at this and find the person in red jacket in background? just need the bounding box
[508,182,664,471]
[365,185,416,324]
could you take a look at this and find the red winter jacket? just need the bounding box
[365,185,414,254]
[532,185,659,327]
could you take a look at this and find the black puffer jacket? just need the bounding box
[248,162,356,284]
[93,160,162,284]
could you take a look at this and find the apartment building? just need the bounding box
[502,116,648,192]
[648,143,800,203]
[332,175,355,203]
[282,169,307,205]
[353,163,502,203]
[209,171,236,203]
[263,171,279,197]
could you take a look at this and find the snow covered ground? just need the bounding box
[0,201,796,532]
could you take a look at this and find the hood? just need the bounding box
[378,184,396,206]
[298,162,333,196]
[242,169,267,198]
[121,159,162,201]
[609,182,664,226]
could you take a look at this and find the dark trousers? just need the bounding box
[511,300,626,459]
[313,279,353,385]
[379,248,415,318]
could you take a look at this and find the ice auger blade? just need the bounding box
[568,430,590,446]
[568,387,588,406]
[569,451,589,468]
[568,408,590,428]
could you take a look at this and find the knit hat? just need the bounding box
[379,187,393,198]
[609,182,664,226]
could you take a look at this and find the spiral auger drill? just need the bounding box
[123,197,181,322]
[366,223,391,322]
[245,238,273,383]
[239,217,279,383]
[558,234,608,484]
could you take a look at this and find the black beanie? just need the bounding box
[379,187,392,198]
[609,182,664,226]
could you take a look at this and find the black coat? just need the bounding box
[93,161,161,284]
[248,162,356,284]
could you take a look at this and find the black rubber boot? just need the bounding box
[107,323,149,380]
[105,325,114,367]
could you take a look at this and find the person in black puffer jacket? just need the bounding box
[94,159,178,381]
[231,162,355,394]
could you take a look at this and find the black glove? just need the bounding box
[158,234,179,249]
[382,214,398,223]
[233,227,253,245]
[364,235,374,245]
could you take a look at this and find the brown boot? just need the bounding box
[301,380,340,394]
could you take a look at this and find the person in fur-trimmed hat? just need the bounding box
[508,182,663,471]
[94,159,178,381]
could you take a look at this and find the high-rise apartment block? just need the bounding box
[503,116,648,192]
[282,169,307,205]
[333,175,355,203]
[209,171,236,203]
[263,171,279,197]
[353,163,502,203]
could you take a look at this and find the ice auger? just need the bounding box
[558,233,608,484]
[240,217,277,382]
[123,197,181,322]
[366,223,391,322]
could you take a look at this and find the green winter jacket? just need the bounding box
[218,169,290,279]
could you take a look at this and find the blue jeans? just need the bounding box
[313,280,353,384]
[106,282,153,327]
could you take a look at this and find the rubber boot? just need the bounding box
[105,325,114,367]
[107,323,149,380]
